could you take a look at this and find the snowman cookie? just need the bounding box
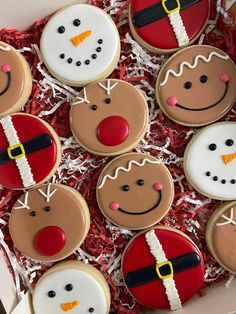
[33,261,111,314]
[0,113,61,190]
[96,153,174,229]
[129,0,209,53]
[70,80,149,156]
[122,227,205,310]
[40,4,120,87]
[184,122,236,200]
[0,41,32,116]
[9,184,90,262]
[156,45,236,126]
[206,201,236,273]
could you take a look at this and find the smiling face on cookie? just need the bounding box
[97,153,174,229]
[184,122,236,200]
[70,80,149,156]
[157,46,236,126]
[9,184,90,262]
[40,4,120,85]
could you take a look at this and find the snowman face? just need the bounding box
[40,4,120,84]
[184,122,236,200]
[33,268,107,314]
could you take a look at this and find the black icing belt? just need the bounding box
[0,134,53,165]
[132,0,200,28]
[124,252,201,288]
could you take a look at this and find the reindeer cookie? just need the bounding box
[9,184,90,262]
[96,153,174,229]
[70,80,149,156]
[0,41,32,116]
[40,4,120,86]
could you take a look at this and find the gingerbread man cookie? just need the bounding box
[0,41,32,116]
[40,4,120,87]
[156,45,236,126]
[96,153,174,230]
[0,113,61,190]
[9,183,90,262]
[70,80,149,156]
[122,227,205,310]
[206,202,236,273]
[33,261,110,314]
[129,0,210,53]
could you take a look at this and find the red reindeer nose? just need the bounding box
[34,226,66,256]
[96,116,130,146]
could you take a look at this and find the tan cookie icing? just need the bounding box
[96,153,174,230]
[156,45,236,126]
[70,79,149,156]
[0,41,32,116]
[9,183,90,262]
[206,202,236,273]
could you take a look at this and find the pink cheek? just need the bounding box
[110,202,120,211]
[220,73,231,83]
[167,96,178,106]
[154,183,163,191]
[1,64,11,73]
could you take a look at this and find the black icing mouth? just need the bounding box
[117,190,162,215]
[205,170,236,185]
[0,71,11,96]
[175,82,229,112]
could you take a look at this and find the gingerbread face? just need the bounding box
[96,153,174,230]
[9,184,90,262]
[156,46,236,126]
[70,80,149,156]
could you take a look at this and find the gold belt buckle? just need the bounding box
[155,260,174,280]
[7,143,25,160]
[162,0,181,14]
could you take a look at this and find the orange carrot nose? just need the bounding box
[222,152,236,165]
[61,300,80,311]
[71,30,92,47]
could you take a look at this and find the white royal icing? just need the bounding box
[33,268,107,314]
[160,51,230,86]
[98,79,118,95]
[98,158,161,189]
[40,4,120,83]
[38,184,57,202]
[13,192,30,210]
[216,208,236,227]
[168,11,189,47]
[185,122,236,200]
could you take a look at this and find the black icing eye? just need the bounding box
[200,75,208,83]
[65,284,73,291]
[122,185,130,192]
[208,143,217,151]
[184,81,192,89]
[44,206,51,212]
[58,26,65,34]
[226,139,234,146]
[48,290,56,298]
[136,179,144,186]
[104,98,111,104]
[91,105,97,111]
[30,211,36,217]
[88,308,94,313]
[73,19,81,26]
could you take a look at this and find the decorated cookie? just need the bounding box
[156,45,236,126]
[96,153,174,229]
[206,202,236,273]
[9,183,90,262]
[0,41,32,116]
[122,227,205,310]
[129,0,209,53]
[0,113,61,190]
[40,4,120,86]
[184,122,236,200]
[33,261,111,314]
[70,80,149,156]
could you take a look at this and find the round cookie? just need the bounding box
[122,227,205,310]
[70,80,149,156]
[9,183,90,262]
[156,45,236,126]
[40,4,120,87]
[33,261,111,314]
[206,202,236,273]
[129,0,209,54]
[184,122,236,200]
[0,113,61,190]
[0,41,32,116]
[96,153,174,230]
